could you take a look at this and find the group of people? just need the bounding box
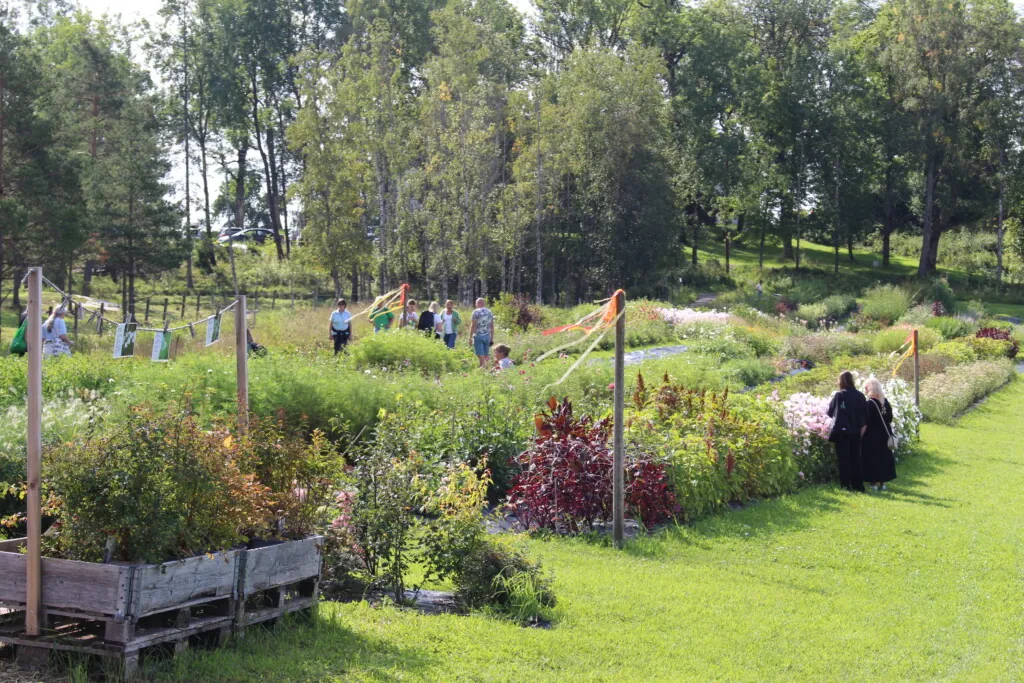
[328,296,514,371]
[827,371,898,492]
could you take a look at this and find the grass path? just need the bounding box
[159,381,1024,681]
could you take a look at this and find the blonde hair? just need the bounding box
[863,377,884,401]
[428,302,439,313]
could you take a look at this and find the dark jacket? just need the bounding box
[827,388,867,441]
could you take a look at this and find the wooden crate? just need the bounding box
[235,536,323,632]
[0,540,239,678]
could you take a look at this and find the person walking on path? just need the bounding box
[41,305,72,358]
[439,300,462,349]
[469,297,494,368]
[827,371,867,492]
[861,377,897,491]
[756,280,763,300]
[329,299,353,354]
[418,302,439,339]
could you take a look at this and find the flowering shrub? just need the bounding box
[506,397,677,532]
[781,392,835,482]
[964,335,1016,360]
[883,377,921,448]
[932,340,977,364]
[657,307,731,325]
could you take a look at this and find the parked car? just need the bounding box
[217,228,275,244]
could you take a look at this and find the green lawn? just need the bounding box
[695,237,925,282]
[156,379,1024,681]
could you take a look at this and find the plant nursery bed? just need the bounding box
[0,535,323,677]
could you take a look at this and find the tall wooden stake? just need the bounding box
[612,290,626,549]
[25,268,43,636]
[912,328,920,407]
[235,295,249,434]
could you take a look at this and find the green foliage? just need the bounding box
[872,327,939,354]
[628,377,797,521]
[897,304,935,327]
[925,316,977,340]
[919,361,1016,424]
[963,336,1015,360]
[349,332,476,374]
[348,445,427,602]
[861,285,913,324]
[931,341,978,365]
[796,295,857,327]
[781,333,873,365]
[44,407,270,563]
[455,537,556,623]
[722,358,777,387]
[911,279,956,314]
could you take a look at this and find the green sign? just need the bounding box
[113,322,138,359]
[206,313,222,346]
[152,330,171,362]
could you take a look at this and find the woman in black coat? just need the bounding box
[417,302,440,339]
[827,371,867,492]
[861,377,897,491]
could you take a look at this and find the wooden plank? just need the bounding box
[0,552,123,616]
[131,551,238,618]
[241,596,316,627]
[240,537,322,596]
[0,538,25,552]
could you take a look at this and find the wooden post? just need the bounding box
[144,298,151,322]
[235,296,249,434]
[72,301,79,336]
[313,286,318,309]
[272,291,277,310]
[162,297,169,321]
[96,302,105,335]
[25,268,43,636]
[612,290,626,549]
[290,291,295,310]
[913,329,920,408]
[196,293,201,317]
[180,293,187,319]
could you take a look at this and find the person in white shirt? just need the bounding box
[42,306,72,358]
[405,299,420,327]
[329,299,353,354]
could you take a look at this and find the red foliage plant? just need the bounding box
[976,327,1019,358]
[505,397,677,533]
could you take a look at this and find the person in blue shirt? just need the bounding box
[329,299,353,354]
[41,306,72,358]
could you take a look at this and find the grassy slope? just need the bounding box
[695,237,926,283]
[161,380,1024,682]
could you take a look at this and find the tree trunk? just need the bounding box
[996,148,1005,288]
[834,155,841,275]
[534,96,544,304]
[918,154,940,278]
[250,73,285,261]
[882,162,894,268]
[350,268,359,302]
[691,206,699,266]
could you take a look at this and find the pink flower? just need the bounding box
[608,383,615,391]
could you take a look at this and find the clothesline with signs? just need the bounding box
[27,271,239,333]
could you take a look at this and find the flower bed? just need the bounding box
[919,360,1017,423]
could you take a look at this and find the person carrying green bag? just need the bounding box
[9,316,28,356]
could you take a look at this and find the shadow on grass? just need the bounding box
[153,609,433,682]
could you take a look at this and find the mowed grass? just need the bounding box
[157,380,1024,682]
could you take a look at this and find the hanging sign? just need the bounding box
[152,330,172,362]
[113,322,138,359]
[205,313,222,347]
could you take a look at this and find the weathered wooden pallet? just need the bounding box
[235,536,323,634]
[1,598,233,679]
